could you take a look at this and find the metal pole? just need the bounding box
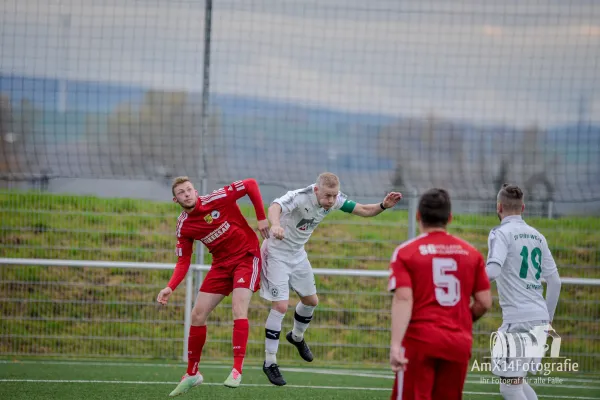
[199,0,213,182]
[407,190,418,239]
[547,201,554,219]
[57,6,70,113]
[183,271,194,362]
[194,0,213,303]
[194,178,207,299]
[194,271,204,307]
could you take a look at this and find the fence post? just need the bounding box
[183,271,194,362]
[194,270,204,306]
[195,179,208,296]
[407,191,418,239]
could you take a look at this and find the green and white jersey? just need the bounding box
[265,185,355,263]
[487,215,558,323]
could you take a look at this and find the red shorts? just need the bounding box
[200,252,261,296]
[391,343,469,400]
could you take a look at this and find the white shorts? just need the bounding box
[259,245,316,301]
[491,320,549,378]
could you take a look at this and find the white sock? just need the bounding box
[522,382,538,400]
[292,302,315,341]
[264,309,285,367]
[500,383,528,400]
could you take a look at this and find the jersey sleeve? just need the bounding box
[273,190,301,214]
[486,228,509,267]
[540,236,558,278]
[223,179,266,220]
[332,191,355,213]
[167,235,194,291]
[473,251,491,293]
[388,246,412,292]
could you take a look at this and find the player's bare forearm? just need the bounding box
[471,289,492,322]
[352,203,385,217]
[390,288,412,348]
[268,203,283,227]
[352,192,402,217]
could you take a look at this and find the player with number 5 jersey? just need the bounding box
[388,188,492,400]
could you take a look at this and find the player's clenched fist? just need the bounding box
[157,287,173,305]
[270,225,285,240]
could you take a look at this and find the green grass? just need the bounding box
[1,191,598,275]
[0,191,599,372]
[0,358,598,400]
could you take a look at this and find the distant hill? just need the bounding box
[1,73,598,208]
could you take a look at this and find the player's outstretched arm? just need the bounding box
[268,203,285,240]
[351,192,402,217]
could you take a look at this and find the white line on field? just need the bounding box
[0,379,599,399]
[0,359,390,378]
[1,360,598,384]
[0,379,388,391]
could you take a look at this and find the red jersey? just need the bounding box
[388,231,490,362]
[167,179,266,290]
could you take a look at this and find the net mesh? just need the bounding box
[0,0,598,374]
[1,0,599,208]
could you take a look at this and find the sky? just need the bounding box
[1,0,599,127]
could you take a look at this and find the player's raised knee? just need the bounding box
[300,294,318,307]
[272,300,288,315]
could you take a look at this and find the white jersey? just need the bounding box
[487,215,558,323]
[264,185,350,263]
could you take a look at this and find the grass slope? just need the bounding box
[0,192,599,372]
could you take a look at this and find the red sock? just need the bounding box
[187,325,207,375]
[232,319,249,373]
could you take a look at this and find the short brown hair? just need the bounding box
[171,176,191,196]
[316,172,340,189]
[418,188,452,228]
[497,183,524,212]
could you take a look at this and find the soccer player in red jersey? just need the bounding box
[156,176,270,396]
[388,188,492,400]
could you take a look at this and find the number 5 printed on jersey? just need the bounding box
[432,258,460,306]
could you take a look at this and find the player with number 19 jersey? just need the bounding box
[487,216,557,323]
[388,231,490,362]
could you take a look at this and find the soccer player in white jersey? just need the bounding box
[486,184,562,400]
[260,172,402,386]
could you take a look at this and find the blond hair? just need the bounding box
[316,172,340,189]
[497,183,524,212]
[171,176,191,196]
